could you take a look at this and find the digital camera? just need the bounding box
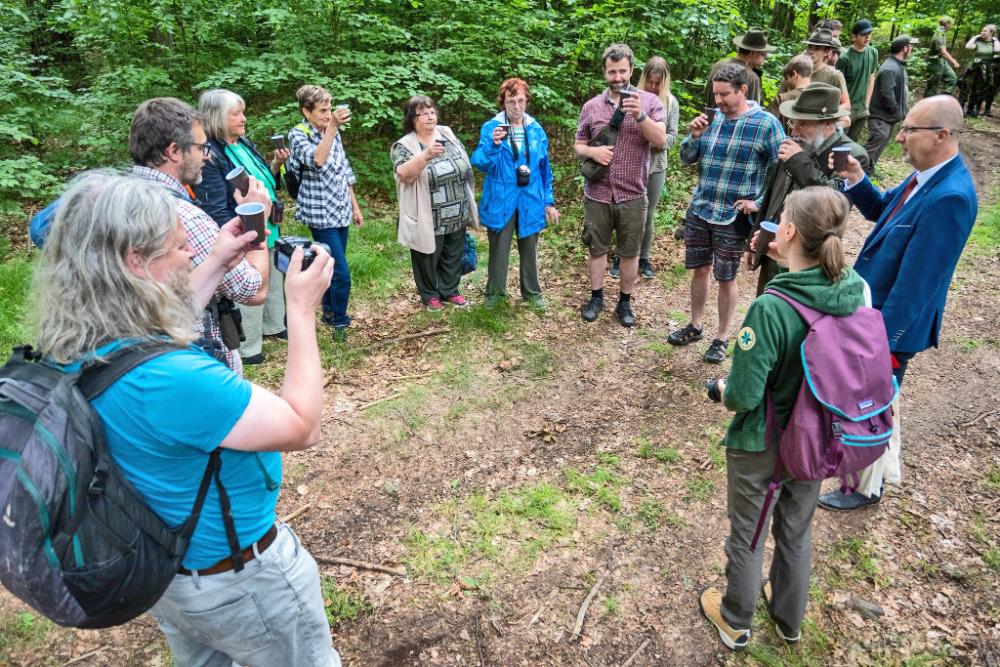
[274,236,331,274]
[516,164,531,187]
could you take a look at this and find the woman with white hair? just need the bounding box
[196,88,290,365]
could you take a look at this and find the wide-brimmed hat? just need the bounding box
[779,82,850,120]
[803,28,841,48]
[733,27,777,53]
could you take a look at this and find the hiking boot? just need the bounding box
[425,297,444,312]
[699,587,749,651]
[265,329,288,340]
[761,579,801,643]
[668,323,703,346]
[609,256,621,278]
[446,295,468,308]
[817,488,881,511]
[615,300,636,327]
[673,225,685,241]
[639,259,656,279]
[485,294,507,308]
[524,294,546,311]
[242,353,265,366]
[703,338,728,364]
[581,296,604,322]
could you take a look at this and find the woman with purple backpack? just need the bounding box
[698,186,868,651]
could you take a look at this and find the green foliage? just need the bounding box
[0,240,34,355]
[319,577,372,627]
[0,610,53,656]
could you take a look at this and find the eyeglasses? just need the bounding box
[899,125,946,135]
[188,142,212,156]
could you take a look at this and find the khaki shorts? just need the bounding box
[582,197,647,258]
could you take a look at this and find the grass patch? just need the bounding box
[403,482,576,584]
[653,446,681,464]
[520,341,558,379]
[0,240,34,356]
[0,610,53,657]
[985,548,1000,572]
[684,475,715,502]
[320,577,372,627]
[658,262,688,291]
[829,537,887,586]
[985,465,1000,493]
[636,499,665,531]
[969,194,1000,249]
[564,466,628,512]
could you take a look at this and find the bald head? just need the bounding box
[898,95,962,170]
[911,95,964,136]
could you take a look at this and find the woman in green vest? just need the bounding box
[961,25,1000,117]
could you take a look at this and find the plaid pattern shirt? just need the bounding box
[132,166,262,374]
[576,89,665,204]
[288,122,357,229]
[680,102,784,225]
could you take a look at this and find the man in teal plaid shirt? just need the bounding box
[669,63,784,364]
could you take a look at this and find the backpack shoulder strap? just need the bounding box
[294,122,311,136]
[77,342,180,400]
[763,288,825,328]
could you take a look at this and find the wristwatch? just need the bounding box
[636,111,648,123]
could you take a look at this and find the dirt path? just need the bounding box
[3,118,999,667]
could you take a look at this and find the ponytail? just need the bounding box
[783,187,850,283]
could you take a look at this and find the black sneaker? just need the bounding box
[673,225,685,241]
[242,353,266,365]
[703,338,728,364]
[265,329,288,340]
[608,256,621,278]
[615,300,636,327]
[581,296,604,322]
[639,259,656,279]
[667,323,704,346]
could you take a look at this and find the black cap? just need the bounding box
[890,35,919,53]
[852,19,873,35]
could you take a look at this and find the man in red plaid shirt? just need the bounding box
[575,43,667,327]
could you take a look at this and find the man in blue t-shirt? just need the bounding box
[35,171,340,666]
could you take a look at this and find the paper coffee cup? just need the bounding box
[235,202,266,243]
[226,166,250,196]
[760,220,779,234]
[704,107,718,123]
[271,135,286,150]
[832,146,852,171]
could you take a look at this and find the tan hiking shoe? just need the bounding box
[761,578,801,643]
[699,587,749,651]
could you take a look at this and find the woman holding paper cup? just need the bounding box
[287,84,363,341]
[196,88,290,364]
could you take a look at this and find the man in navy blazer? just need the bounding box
[820,95,978,510]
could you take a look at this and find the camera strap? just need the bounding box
[504,112,530,166]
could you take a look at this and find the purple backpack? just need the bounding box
[749,289,897,552]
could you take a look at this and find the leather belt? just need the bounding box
[178,524,278,576]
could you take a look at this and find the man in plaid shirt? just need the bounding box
[575,43,666,327]
[669,64,783,364]
[129,98,270,375]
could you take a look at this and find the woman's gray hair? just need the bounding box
[33,171,201,363]
[198,89,245,142]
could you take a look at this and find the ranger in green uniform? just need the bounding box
[926,16,960,96]
[699,186,867,652]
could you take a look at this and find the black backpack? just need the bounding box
[0,342,239,628]
[283,122,311,200]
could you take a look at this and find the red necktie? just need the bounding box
[884,174,917,222]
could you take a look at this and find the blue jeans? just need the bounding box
[309,226,351,328]
[148,523,340,667]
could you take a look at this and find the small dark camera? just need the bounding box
[516,164,531,187]
[619,90,632,99]
[274,236,331,274]
[706,378,724,403]
[271,199,284,225]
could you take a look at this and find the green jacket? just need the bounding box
[722,266,867,451]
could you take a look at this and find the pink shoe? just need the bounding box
[446,295,468,308]
[425,297,444,311]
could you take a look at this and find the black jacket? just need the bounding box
[869,56,909,123]
[194,137,278,227]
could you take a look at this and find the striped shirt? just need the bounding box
[287,122,357,229]
[680,102,784,225]
[131,166,262,374]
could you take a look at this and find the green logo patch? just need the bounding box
[738,326,756,351]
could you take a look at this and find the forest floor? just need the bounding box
[2,115,1000,667]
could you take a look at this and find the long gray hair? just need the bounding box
[32,171,200,362]
[198,88,245,142]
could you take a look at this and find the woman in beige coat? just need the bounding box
[391,96,479,311]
